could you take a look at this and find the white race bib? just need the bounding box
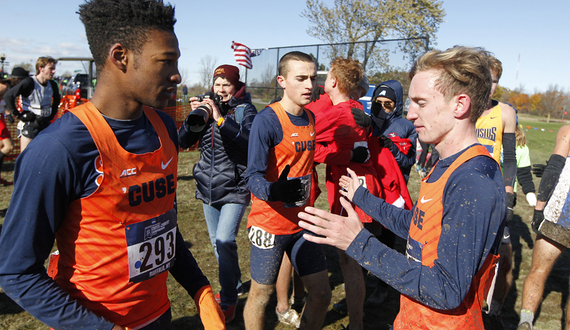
[249,226,275,250]
[126,208,177,283]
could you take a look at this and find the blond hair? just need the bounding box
[486,55,503,80]
[409,46,492,123]
[516,125,527,147]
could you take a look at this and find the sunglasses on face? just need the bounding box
[374,101,395,110]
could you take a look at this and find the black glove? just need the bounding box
[351,108,371,127]
[310,85,325,102]
[19,111,37,122]
[532,163,547,178]
[506,192,516,222]
[379,135,395,149]
[531,209,544,233]
[6,114,14,124]
[270,165,305,203]
[21,120,42,139]
[351,146,369,163]
[36,117,51,127]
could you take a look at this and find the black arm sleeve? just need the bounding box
[48,80,60,121]
[517,166,536,194]
[3,77,34,116]
[502,133,516,187]
[169,228,210,298]
[537,154,566,202]
[177,117,204,149]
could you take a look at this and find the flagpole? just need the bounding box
[244,68,248,92]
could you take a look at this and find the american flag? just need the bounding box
[231,41,261,69]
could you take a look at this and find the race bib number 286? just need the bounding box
[248,226,275,250]
[126,209,177,283]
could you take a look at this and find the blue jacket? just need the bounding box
[178,86,257,206]
[372,80,417,181]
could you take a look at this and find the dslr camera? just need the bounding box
[186,91,224,132]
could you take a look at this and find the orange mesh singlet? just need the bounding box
[247,103,315,235]
[394,145,499,329]
[55,103,178,328]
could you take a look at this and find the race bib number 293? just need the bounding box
[126,208,177,283]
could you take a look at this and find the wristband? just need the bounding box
[216,117,224,127]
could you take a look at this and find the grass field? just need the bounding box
[0,115,569,329]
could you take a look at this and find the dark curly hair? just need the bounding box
[78,0,176,71]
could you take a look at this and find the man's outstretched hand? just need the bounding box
[298,197,363,251]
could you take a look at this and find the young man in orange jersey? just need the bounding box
[0,1,224,329]
[243,51,331,330]
[298,46,507,329]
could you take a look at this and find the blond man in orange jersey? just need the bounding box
[299,46,506,330]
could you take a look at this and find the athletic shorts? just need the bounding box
[0,118,10,140]
[539,220,570,248]
[248,227,327,285]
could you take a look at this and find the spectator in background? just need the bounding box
[0,76,14,185]
[5,67,29,124]
[514,126,537,207]
[518,124,570,330]
[4,57,60,152]
[361,80,417,306]
[9,67,29,85]
[179,64,257,323]
[370,80,417,182]
[182,84,188,103]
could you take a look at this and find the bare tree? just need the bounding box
[260,64,276,88]
[302,0,444,71]
[178,67,190,86]
[539,84,567,118]
[259,64,276,99]
[199,55,218,90]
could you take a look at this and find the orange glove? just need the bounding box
[194,285,225,330]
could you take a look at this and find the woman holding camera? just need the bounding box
[178,64,257,323]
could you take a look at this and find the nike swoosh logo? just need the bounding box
[420,196,432,203]
[310,131,315,136]
[161,157,173,170]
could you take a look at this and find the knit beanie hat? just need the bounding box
[374,85,397,102]
[213,65,241,88]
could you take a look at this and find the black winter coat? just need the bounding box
[178,88,257,206]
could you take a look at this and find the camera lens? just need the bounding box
[186,105,210,132]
